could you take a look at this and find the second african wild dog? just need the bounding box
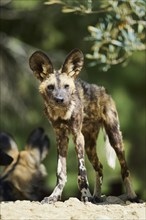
[0,128,51,201]
[29,49,138,203]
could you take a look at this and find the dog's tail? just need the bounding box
[104,130,116,169]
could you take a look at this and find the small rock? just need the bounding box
[118,194,128,201]
[126,200,131,205]
[106,196,124,204]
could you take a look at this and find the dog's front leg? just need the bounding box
[73,130,92,202]
[41,128,69,204]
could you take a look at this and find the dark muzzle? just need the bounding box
[54,96,64,104]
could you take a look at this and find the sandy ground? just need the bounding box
[0,197,145,220]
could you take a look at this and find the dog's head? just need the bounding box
[29,49,84,110]
[0,128,50,201]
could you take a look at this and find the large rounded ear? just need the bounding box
[0,132,18,152]
[29,51,54,81]
[25,127,50,162]
[61,48,84,78]
[0,132,18,165]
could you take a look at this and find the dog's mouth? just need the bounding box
[54,101,68,109]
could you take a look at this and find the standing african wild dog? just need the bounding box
[29,48,138,203]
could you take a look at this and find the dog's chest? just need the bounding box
[45,100,75,121]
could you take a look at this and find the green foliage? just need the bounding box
[45,0,109,14]
[46,0,146,70]
[12,0,41,10]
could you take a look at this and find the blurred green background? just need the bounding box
[0,0,145,200]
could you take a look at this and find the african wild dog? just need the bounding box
[29,48,138,203]
[0,128,51,201]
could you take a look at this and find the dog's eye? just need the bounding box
[64,84,69,89]
[47,85,54,91]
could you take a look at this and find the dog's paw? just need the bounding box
[92,195,106,204]
[41,196,58,204]
[81,196,93,203]
[81,195,105,204]
[127,196,143,203]
[119,194,143,203]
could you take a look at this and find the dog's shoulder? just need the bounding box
[76,79,107,101]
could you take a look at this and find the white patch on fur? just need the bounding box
[10,139,18,151]
[81,188,92,199]
[63,100,76,120]
[57,156,62,174]
[42,64,50,75]
[47,155,67,200]
[57,156,67,185]
[105,134,116,169]
[79,158,86,172]
[39,164,48,177]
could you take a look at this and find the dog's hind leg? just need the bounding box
[82,125,103,202]
[103,99,138,201]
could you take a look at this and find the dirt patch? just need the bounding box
[0,197,145,220]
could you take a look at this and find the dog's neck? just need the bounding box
[45,99,76,121]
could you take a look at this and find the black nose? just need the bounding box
[55,97,64,104]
